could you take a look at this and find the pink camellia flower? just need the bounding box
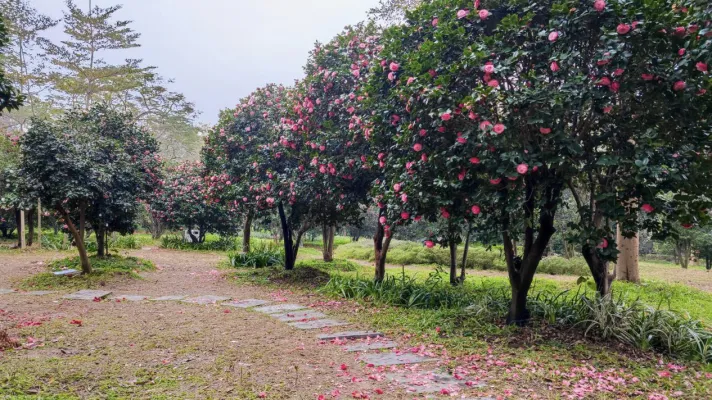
[393,183,402,192]
[540,127,551,134]
[471,205,481,215]
[682,223,693,229]
[493,123,506,134]
[617,23,631,35]
[225,181,231,185]
[641,73,654,81]
[401,193,408,202]
[401,211,410,220]
[487,79,499,88]
[548,31,559,42]
[432,18,438,27]
[440,208,451,219]
[351,69,360,78]
[613,68,625,76]
[478,9,489,19]
[598,76,611,86]
[611,82,620,92]
[389,62,400,72]
[480,120,492,130]
[419,129,427,136]
[457,9,470,19]
[456,133,467,144]
[407,77,416,85]
[517,163,529,174]
[550,61,560,72]
[379,216,387,225]
[696,62,708,72]
[425,240,435,248]
[641,204,655,213]
[598,238,609,249]
[470,157,480,164]
[678,48,686,56]
[490,178,502,185]
[441,112,452,121]
[413,143,423,152]
[594,0,605,12]
[483,64,495,74]
[673,81,686,91]
[388,72,396,81]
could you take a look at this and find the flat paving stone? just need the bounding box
[223,299,270,308]
[288,319,349,330]
[271,310,328,322]
[182,295,231,305]
[22,291,57,296]
[150,295,187,301]
[318,331,385,341]
[359,352,437,366]
[53,269,80,277]
[63,290,112,300]
[0,289,16,295]
[110,295,149,302]
[387,370,484,394]
[344,340,397,352]
[253,303,308,314]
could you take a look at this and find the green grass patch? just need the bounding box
[17,255,155,290]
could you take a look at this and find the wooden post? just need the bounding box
[19,210,25,249]
[37,200,42,248]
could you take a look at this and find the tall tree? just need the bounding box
[43,0,142,109]
[0,0,58,130]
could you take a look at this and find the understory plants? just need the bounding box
[228,242,284,268]
[321,271,712,363]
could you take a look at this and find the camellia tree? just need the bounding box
[367,0,712,323]
[17,105,152,273]
[300,24,382,262]
[152,161,241,243]
[202,84,290,253]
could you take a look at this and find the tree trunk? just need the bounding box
[373,219,393,283]
[278,202,296,270]
[582,245,614,296]
[615,225,640,283]
[242,212,253,253]
[449,239,459,286]
[187,229,199,243]
[15,209,21,248]
[27,208,35,247]
[58,206,91,274]
[508,285,530,326]
[460,228,471,283]
[293,228,306,262]
[706,258,711,271]
[96,226,105,257]
[322,224,335,262]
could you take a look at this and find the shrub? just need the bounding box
[334,240,587,275]
[228,242,283,268]
[321,273,712,363]
[160,235,238,251]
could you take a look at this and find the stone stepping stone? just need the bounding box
[223,299,270,308]
[344,340,397,352]
[53,269,80,277]
[288,319,350,330]
[271,310,328,322]
[22,291,56,296]
[318,331,384,341]
[253,304,307,314]
[110,295,148,302]
[63,290,112,300]
[150,295,187,301]
[387,370,484,394]
[182,295,231,305]
[359,352,437,366]
[0,289,16,295]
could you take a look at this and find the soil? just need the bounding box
[0,249,425,399]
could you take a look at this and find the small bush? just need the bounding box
[40,233,71,250]
[160,235,238,251]
[228,242,283,268]
[298,259,360,272]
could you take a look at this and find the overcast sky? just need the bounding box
[31,0,382,125]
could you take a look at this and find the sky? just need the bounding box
[31,0,383,125]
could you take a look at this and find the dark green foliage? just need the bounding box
[228,242,284,268]
[159,235,237,251]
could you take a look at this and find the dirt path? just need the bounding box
[0,249,443,399]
